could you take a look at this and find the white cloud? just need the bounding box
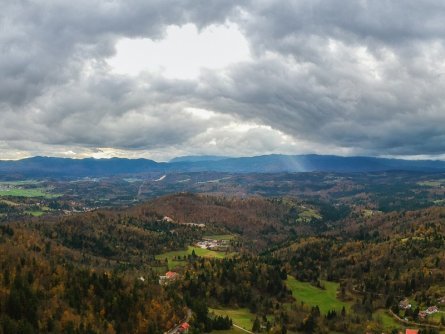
[107,23,251,79]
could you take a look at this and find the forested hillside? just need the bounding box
[1,191,445,333]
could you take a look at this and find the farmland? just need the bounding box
[0,181,59,198]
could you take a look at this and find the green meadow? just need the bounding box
[0,187,59,198]
[156,246,235,269]
[296,208,322,223]
[285,276,350,314]
[25,210,47,217]
[209,308,255,331]
[373,309,400,331]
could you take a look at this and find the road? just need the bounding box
[388,308,443,330]
[233,324,254,333]
[165,308,192,334]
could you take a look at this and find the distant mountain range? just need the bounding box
[0,154,445,178]
[169,155,231,163]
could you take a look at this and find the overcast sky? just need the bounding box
[1,0,445,161]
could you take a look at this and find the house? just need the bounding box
[399,298,411,310]
[166,271,178,279]
[159,271,179,285]
[406,329,419,334]
[178,323,190,333]
[418,311,428,319]
[426,305,438,314]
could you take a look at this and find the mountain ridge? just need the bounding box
[1,154,445,178]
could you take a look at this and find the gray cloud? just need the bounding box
[1,0,445,159]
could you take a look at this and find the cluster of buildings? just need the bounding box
[399,298,440,320]
[196,238,229,251]
[418,305,439,319]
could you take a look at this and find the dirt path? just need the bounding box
[233,324,254,333]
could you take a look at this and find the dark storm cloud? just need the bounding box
[1,0,445,158]
[199,0,445,156]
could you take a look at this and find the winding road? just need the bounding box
[165,308,192,334]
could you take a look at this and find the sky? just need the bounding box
[1,0,445,161]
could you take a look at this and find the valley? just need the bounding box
[0,170,445,333]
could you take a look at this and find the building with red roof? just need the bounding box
[406,329,419,334]
[159,271,179,285]
[166,271,178,279]
[178,322,190,333]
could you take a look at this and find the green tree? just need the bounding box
[252,317,261,333]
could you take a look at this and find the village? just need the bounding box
[399,297,440,320]
[391,297,445,334]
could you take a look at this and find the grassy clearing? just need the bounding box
[0,188,59,198]
[373,309,400,331]
[155,246,235,269]
[204,234,236,241]
[286,276,350,314]
[25,210,46,217]
[428,312,443,324]
[296,208,322,223]
[209,308,255,331]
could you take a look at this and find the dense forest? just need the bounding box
[1,174,445,333]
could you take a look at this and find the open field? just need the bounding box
[296,207,322,223]
[209,308,255,331]
[286,276,350,314]
[373,309,400,331]
[156,246,235,269]
[0,187,59,198]
[25,210,46,217]
[428,312,444,324]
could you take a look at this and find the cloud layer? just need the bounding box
[1,0,445,160]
